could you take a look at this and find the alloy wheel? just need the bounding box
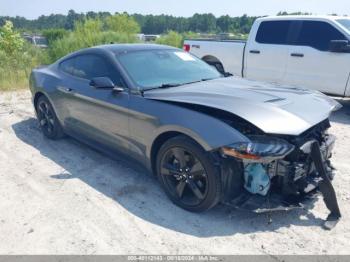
[160,147,209,206]
[37,100,55,135]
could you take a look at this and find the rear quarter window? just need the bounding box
[59,55,111,80]
[59,58,75,75]
[59,54,123,86]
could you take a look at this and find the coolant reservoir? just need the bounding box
[244,163,270,196]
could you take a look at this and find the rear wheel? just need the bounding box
[36,96,64,140]
[156,136,221,212]
[207,61,225,74]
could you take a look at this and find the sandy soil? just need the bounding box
[0,90,350,255]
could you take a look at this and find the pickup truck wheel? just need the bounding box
[156,136,221,212]
[36,96,64,140]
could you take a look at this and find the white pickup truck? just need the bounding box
[184,16,350,96]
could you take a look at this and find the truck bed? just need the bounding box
[184,39,246,76]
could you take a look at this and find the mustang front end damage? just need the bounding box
[220,120,341,230]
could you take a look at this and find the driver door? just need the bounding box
[58,53,130,153]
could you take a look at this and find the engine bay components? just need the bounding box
[221,122,341,230]
[244,163,270,196]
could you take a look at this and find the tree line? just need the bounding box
[0,10,258,34]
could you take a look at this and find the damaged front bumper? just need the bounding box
[221,127,341,223]
[226,190,317,214]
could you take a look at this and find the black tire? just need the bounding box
[207,61,225,74]
[156,135,221,212]
[36,95,64,140]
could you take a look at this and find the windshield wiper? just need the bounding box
[158,83,181,88]
[142,83,182,92]
[181,78,216,86]
[142,78,218,94]
[201,77,217,82]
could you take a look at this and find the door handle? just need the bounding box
[250,50,260,54]
[291,53,304,57]
[58,86,74,94]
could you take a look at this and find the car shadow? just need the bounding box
[12,118,326,237]
[330,98,350,125]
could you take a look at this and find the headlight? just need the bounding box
[221,135,295,162]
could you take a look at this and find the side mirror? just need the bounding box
[330,40,350,53]
[90,77,115,89]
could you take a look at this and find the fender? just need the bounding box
[30,68,67,125]
[127,97,250,161]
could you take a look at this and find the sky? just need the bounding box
[0,0,350,19]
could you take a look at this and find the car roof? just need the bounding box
[55,43,179,64]
[257,15,350,22]
[95,43,178,53]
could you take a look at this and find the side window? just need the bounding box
[73,55,108,79]
[256,21,291,44]
[59,58,75,75]
[294,21,346,51]
[61,54,123,86]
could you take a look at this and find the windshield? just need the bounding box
[336,19,350,33]
[117,49,222,90]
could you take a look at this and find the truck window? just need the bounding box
[336,19,350,32]
[256,21,291,45]
[294,21,346,51]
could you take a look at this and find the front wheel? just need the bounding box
[156,136,222,212]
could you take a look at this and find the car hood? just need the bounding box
[143,76,341,135]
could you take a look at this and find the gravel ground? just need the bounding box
[0,90,350,255]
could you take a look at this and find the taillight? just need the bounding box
[183,44,190,52]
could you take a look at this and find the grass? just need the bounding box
[0,58,32,91]
[0,44,49,92]
[0,71,30,91]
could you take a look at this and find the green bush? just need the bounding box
[42,28,68,44]
[182,31,200,40]
[0,42,48,90]
[0,18,141,90]
[105,14,140,34]
[0,21,24,55]
[0,21,48,90]
[48,18,139,62]
[49,31,138,62]
[156,31,184,48]
[155,31,201,48]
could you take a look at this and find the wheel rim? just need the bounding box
[160,147,209,206]
[37,101,55,135]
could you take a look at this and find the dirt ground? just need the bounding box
[0,90,350,255]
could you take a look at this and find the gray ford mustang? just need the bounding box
[30,44,342,228]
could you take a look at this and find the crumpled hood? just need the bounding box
[143,76,341,135]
